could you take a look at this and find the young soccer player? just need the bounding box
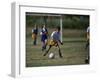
[85,26,90,63]
[85,26,90,49]
[43,26,63,58]
[40,24,48,51]
[32,24,38,45]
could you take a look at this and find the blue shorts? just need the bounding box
[41,35,48,42]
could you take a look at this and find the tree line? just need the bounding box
[26,14,89,29]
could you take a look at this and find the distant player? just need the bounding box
[85,26,90,63]
[32,24,38,45]
[40,24,48,51]
[85,26,90,49]
[43,26,63,58]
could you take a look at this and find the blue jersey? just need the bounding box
[32,28,38,35]
[40,28,48,42]
[51,31,60,41]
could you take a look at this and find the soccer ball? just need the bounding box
[49,53,55,59]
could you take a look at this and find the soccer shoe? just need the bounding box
[85,59,89,64]
[43,52,47,56]
[59,55,63,58]
[43,51,48,56]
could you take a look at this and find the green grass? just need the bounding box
[26,29,89,67]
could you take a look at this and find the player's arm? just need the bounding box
[56,36,63,45]
[58,33,63,45]
[32,29,34,33]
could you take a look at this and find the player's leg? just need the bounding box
[44,39,48,50]
[42,41,45,51]
[57,44,63,58]
[35,35,37,45]
[42,39,47,51]
[34,36,36,45]
[43,45,52,56]
[85,40,89,50]
[85,33,89,50]
[85,42,90,64]
[32,34,35,45]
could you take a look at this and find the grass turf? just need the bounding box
[26,36,88,67]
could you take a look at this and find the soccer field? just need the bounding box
[26,29,89,67]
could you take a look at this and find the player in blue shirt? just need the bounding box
[40,24,48,51]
